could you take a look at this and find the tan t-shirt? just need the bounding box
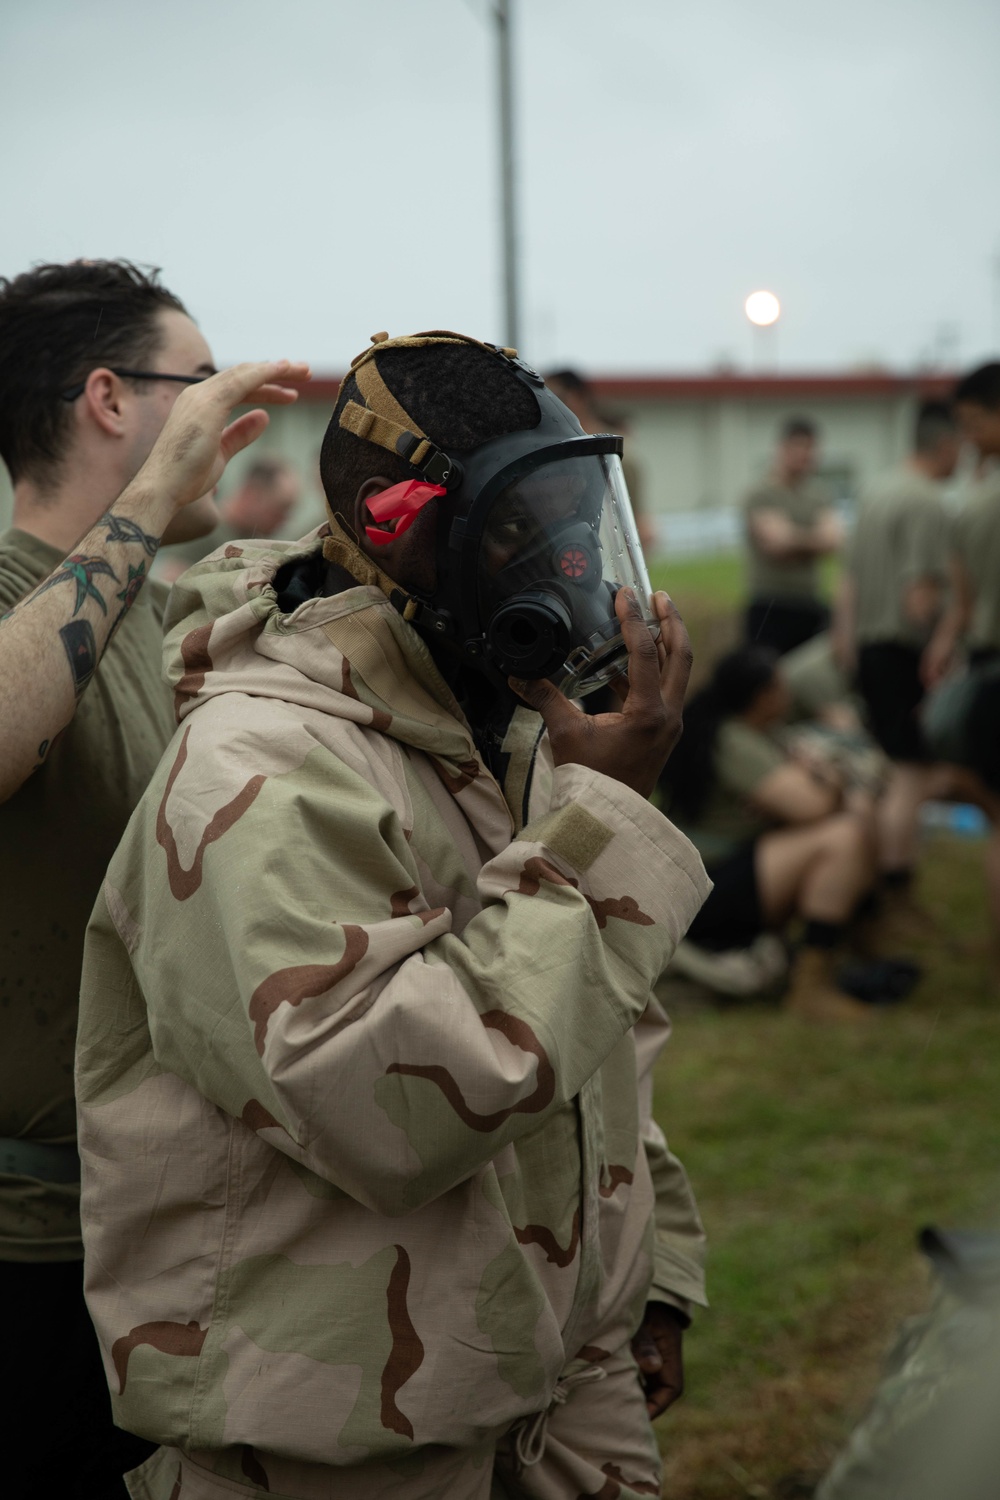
[678,719,785,867]
[953,473,1000,654]
[745,477,832,602]
[848,466,952,648]
[0,529,175,1261]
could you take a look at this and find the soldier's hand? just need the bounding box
[631,1301,686,1420]
[510,589,691,800]
[136,359,311,517]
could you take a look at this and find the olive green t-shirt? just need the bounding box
[848,466,952,648]
[0,529,175,1261]
[744,477,832,602]
[953,474,1000,654]
[676,719,785,868]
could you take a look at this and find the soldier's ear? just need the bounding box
[354,477,396,539]
[353,476,440,596]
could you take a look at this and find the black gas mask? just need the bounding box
[335,332,657,698]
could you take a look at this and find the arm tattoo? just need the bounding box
[112,561,147,631]
[34,554,120,615]
[100,512,159,557]
[60,618,98,696]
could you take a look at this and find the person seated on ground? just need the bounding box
[156,453,302,582]
[76,331,712,1500]
[781,629,858,731]
[834,399,962,944]
[659,646,900,1020]
[743,416,843,655]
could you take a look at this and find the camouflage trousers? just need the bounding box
[124,1343,661,1500]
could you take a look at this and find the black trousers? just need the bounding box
[856,642,930,762]
[2,1259,155,1498]
[745,597,829,656]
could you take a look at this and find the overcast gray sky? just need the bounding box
[2,0,998,374]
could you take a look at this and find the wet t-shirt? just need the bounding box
[0,528,175,1260]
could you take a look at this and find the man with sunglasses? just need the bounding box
[0,256,307,1494]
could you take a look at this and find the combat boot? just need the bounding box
[855,884,939,957]
[783,946,875,1022]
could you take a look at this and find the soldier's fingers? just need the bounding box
[508,676,581,736]
[651,591,671,674]
[614,588,661,705]
[205,360,311,412]
[646,1380,678,1419]
[630,1329,663,1373]
[657,596,693,706]
[219,410,271,464]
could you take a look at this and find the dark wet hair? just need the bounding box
[0,259,187,484]
[660,645,781,822]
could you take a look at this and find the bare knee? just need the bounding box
[818,812,870,857]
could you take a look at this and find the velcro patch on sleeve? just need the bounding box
[519,801,614,873]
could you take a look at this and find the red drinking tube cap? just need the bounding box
[364,480,447,546]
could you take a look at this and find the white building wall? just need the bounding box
[610,390,917,515]
[0,379,942,546]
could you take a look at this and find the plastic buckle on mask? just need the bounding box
[364,479,446,547]
[394,431,463,490]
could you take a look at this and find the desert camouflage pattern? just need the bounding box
[77,528,710,1498]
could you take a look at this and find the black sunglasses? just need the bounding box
[59,368,209,403]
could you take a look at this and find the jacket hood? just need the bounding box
[162,527,487,773]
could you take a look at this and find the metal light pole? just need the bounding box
[496,0,520,350]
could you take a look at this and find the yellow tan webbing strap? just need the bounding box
[338,401,434,469]
[321,514,419,619]
[335,328,522,463]
[354,356,428,440]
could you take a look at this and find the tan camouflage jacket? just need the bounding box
[77,531,710,1471]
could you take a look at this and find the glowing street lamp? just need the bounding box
[745,290,780,369]
[745,290,781,327]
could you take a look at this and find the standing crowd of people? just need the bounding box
[0,257,996,1498]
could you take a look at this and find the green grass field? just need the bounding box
[643,552,1000,1498]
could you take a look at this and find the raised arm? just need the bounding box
[0,360,308,802]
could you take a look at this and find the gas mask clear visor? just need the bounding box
[472,448,656,697]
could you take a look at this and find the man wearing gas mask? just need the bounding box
[77,332,711,1499]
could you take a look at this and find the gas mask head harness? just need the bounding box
[332,330,656,699]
